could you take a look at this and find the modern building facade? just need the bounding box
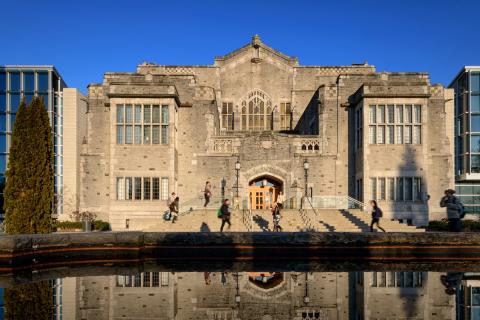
[76,35,454,229]
[450,66,480,214]
[0,66,67,218]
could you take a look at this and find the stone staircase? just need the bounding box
[140,207,423,233]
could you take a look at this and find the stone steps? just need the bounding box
[129,207,424,233]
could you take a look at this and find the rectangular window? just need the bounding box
[396,178,404,201]
[0,93,6,112]
[152,273,159,287]
[143,273,151,287]
[413,126,421,144]
[152,126,160,144]
[134,274,141,287]
[388,272,395,287]
[378,105,385,123]
[414,178,421,201]
[134,105,142,123]
[0,72,5,91]
[152,105,160,123]
[396,126,404,144]
[23,72,34,92]
[221,102,233,130]
[116,105,124,123]
[472,94,480,113]
[161,105,169,144]
[396,105,404,123]
[125,104,133,123]
[125,177,132,200]
[405,126,412,144]
[405,177,413,201]
[378,272,386,287]
[38,72,48,92]
[143,178,151,200]
[134,125,142,144]
[387,126,394,144]
[280,102,292,130]
[405,105,413,123]
[143,126,151,144]
[377,126,385,144]
[369,126,376,144]
[144,105,151,123]
[369,105,376,124]
[116,126,123,144]
[160,272,169,286]
[9,72,20,92]
[152,177,160,200]
[134,177,142,200]
[414,105,422,123]
[405,272,414,287]
[370,178,377,200]
[161,178,169,200]
[379,178,386,200]
[396,272,404,287]
[10,93,20,113]
[117,177,125,200]
[388,178,395,201]
[387,105,395,123]
[125,125,133,144]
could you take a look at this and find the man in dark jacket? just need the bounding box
[219,199,231,232]
[440,189,462,232]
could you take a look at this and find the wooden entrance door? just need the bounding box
[249,186,279,210]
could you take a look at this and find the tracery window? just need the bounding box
[221,102,233,130]
[280,102,292,130]
[240,89,273,131]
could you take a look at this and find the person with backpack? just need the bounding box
[204,181,212,208]
[440,189,464,232]
[166,192,176,221]
[369,200,386,232]
[169,196,179,223]
[272,202,283,232]
[219,198,231,232]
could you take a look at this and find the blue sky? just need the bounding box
[1,0,479,92]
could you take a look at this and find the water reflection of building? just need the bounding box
[353,272,455,319]
[458,273,480,320]
[59,271,459,320]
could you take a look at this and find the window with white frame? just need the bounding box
[370,272,422,288]
[280,102,292,130]
[116,104,169,145]
[221,102,234,130]
[369,176,422,202]
[369,104,422,145]
[161,177,169,200]
[116,177,168,201]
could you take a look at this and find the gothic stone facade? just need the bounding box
[80,36,454,229]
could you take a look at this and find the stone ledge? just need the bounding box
[0,232,479,273]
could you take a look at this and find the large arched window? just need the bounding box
[240,89,273,131]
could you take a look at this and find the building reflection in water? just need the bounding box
[45,272,480,319]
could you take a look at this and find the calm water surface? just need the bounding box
[0,269,479,319]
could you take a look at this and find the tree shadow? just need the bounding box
[253,214,270,232]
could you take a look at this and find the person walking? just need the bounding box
[440,189,463,232]
[166,192,176,221]
[219,198,232,232]
[204,181,212,208]
[369,200,386,232]
[276,191,285,209]
[170,196,179,223]
[272,202,283,232]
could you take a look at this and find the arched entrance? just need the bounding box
[248,175,283,210]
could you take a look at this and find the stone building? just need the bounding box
[75,35,454,229]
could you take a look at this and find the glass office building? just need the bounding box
[450,66,480,214]
[0,66,66,218]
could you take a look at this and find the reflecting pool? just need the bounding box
[1,270,479,319]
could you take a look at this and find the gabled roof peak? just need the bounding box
[214,35,298,67]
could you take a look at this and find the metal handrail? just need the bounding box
[347,196,366,211]
[299,196,319,231]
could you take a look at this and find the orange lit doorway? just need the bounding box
[248,176,283,210]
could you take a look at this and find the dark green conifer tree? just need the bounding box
[4,281,53,320]
[4,96,54,234]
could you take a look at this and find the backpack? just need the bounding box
[377,208,383,218]
[217,208,223,218]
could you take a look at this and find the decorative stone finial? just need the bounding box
[252,34,261,48]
